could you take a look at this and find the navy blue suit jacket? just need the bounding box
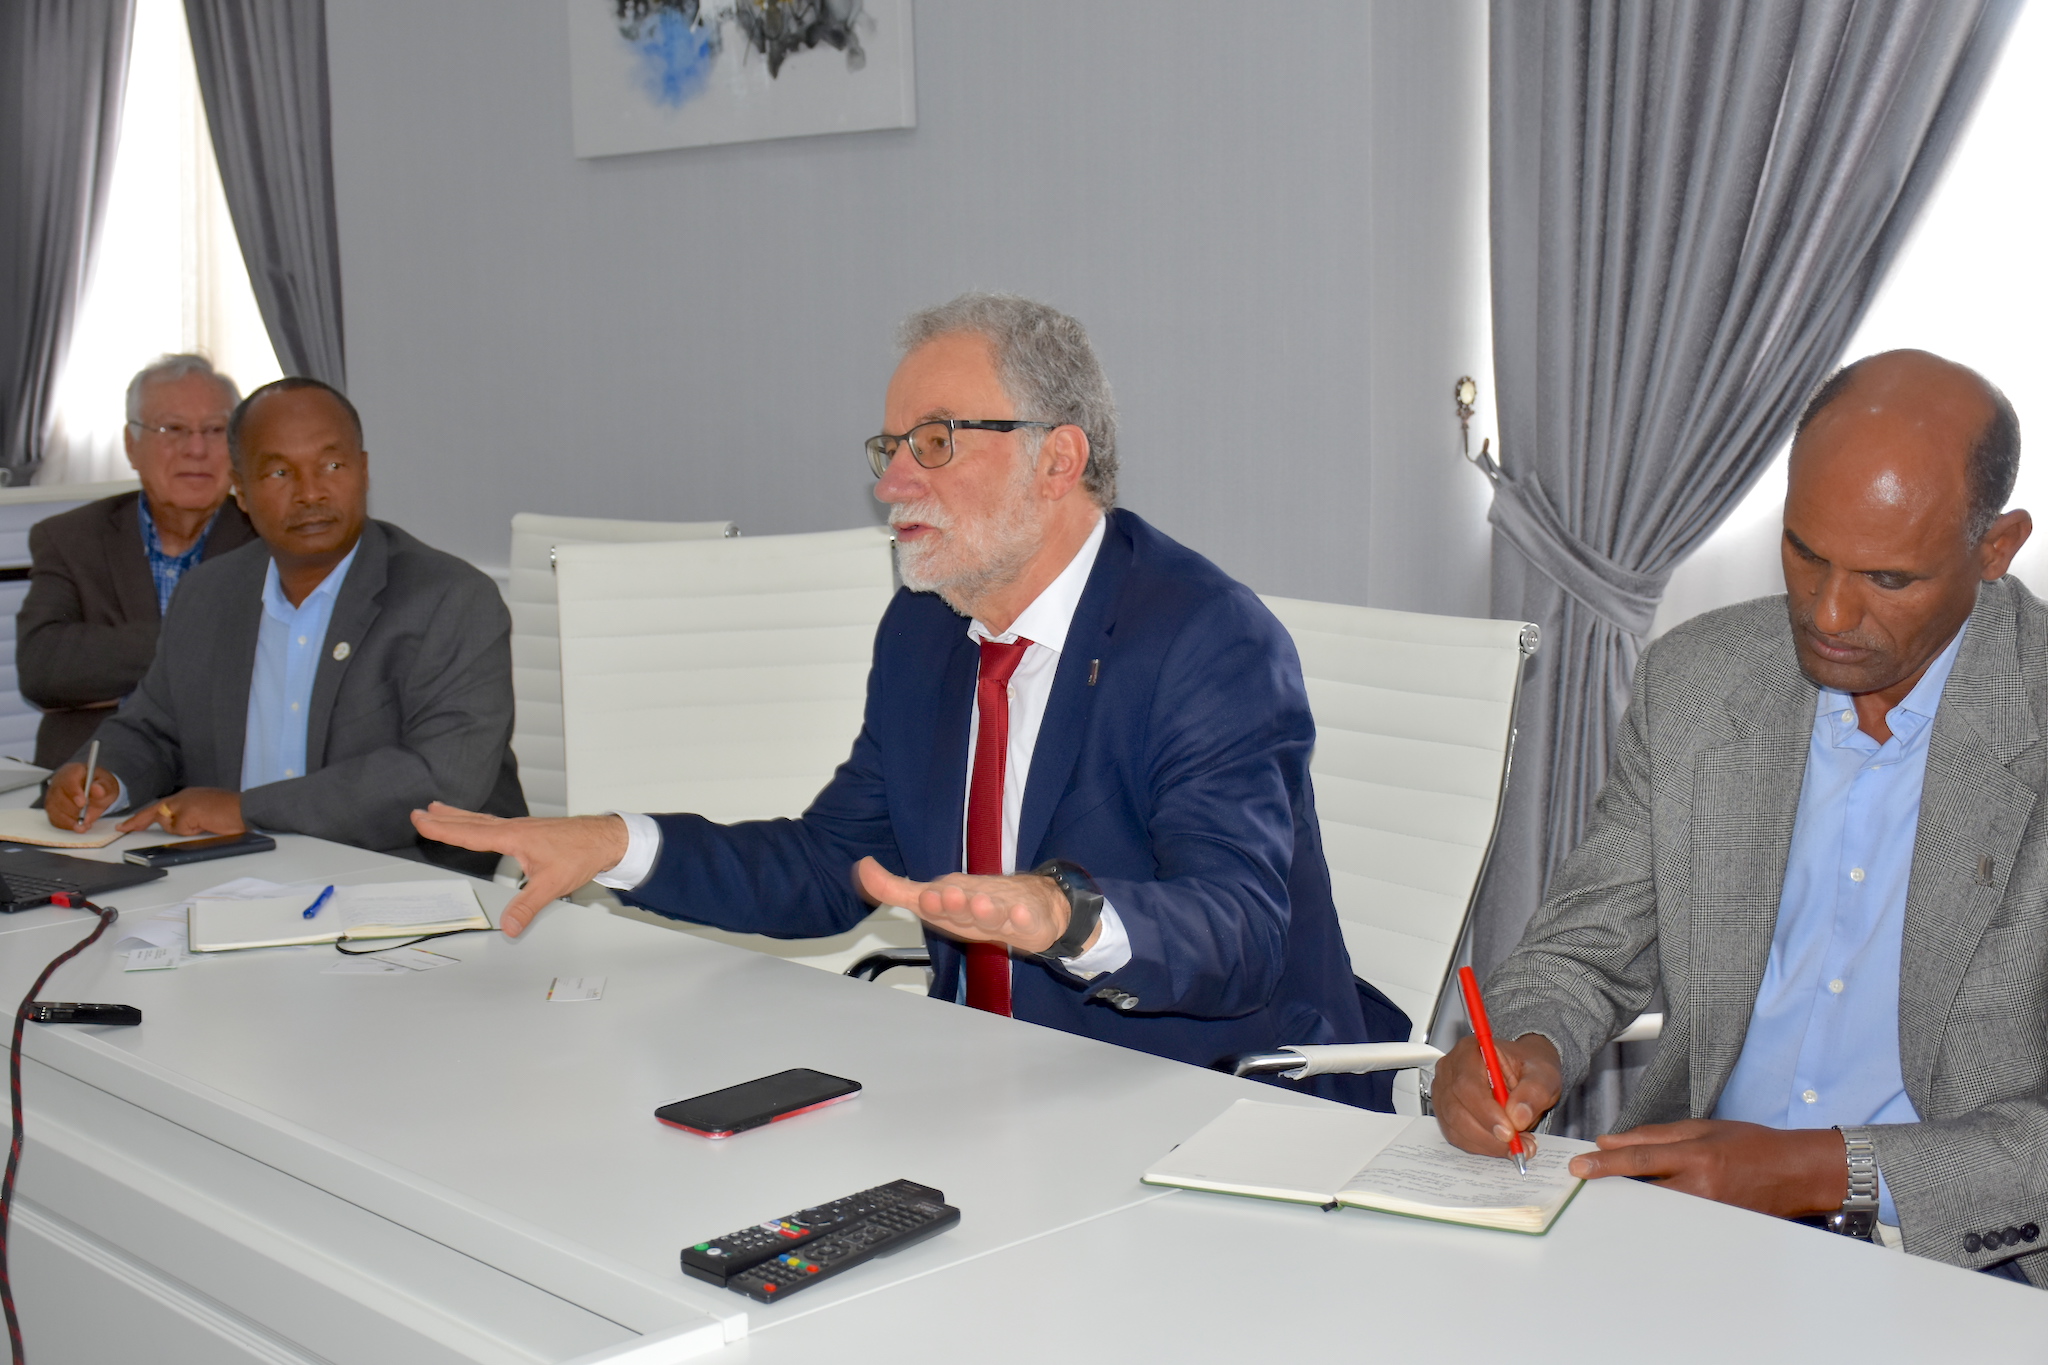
[624,510,1406,1108]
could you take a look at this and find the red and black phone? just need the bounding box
[655,1068,861,1138]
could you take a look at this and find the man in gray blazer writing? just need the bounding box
[1437,350,2048,1282]
[44,378,524,874]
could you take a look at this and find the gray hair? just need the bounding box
[125,354,239,424]
[898,293,1118,507]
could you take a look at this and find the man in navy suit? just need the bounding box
[416,294,1406,1108]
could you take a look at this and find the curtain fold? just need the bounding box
[1475,0,2021,1135]
[184,0,346,387]
[0,0,136,484]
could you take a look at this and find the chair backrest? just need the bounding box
[555,526,896,820]
[508,513,735,816]
[1259,596,1537,1042]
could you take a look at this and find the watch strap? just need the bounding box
[1033,859,1105,961]
[1828,1125,1881,1241]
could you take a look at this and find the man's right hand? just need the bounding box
[409,802,629,938]
[1432,1032,1564,1157]
[46,762,121,832]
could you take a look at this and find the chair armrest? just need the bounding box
[1613,1012,1663,1044]
[845,947,932,981]
[1227,1041,1446,1080]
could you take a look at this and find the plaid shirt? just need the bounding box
[137,497,218,616]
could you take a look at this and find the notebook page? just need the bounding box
[338,881,488,930]
[0,810,120,849]
[1144,1099,1408,1204]
[1338,1119,1593,1215]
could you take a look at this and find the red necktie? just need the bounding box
[964,637,1032,1015]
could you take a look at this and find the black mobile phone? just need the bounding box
[122,832,277,868]
[655,1068,861,1138]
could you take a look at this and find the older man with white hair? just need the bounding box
[415,293,1407,1107]
[18,354,258,766]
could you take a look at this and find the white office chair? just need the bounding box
[1229,598,1664,1109]
[553,526,928,974]
[1225,598,1538,1113]
[508,513,737,818]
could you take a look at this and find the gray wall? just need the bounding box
[325,0,1494,615]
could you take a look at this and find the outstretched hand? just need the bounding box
[855,857,1092,957]
[1567,1120,1848,1217]
[410,801,628,937]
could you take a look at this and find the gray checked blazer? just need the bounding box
[1487,577,2048,1281]
[83,519,525,872]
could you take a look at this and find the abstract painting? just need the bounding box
[567,0,915,158]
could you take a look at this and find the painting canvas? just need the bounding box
[567,0,916,158]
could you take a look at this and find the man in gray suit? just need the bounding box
[45,378,524,874]
[1437,349,2048,1281]
[19,355,258,766]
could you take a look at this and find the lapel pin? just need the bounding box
[332,642,351,662]
[1976,855,1995,887]
[1087,659,1100,686]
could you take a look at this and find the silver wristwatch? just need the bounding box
[1827,1125,1880,1241]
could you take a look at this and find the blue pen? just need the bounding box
[301,885,335,920]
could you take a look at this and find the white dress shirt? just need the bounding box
[598,513,1131,976]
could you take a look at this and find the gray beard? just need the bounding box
[891,464,1043,619]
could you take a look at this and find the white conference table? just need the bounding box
[0,828,2037,1363]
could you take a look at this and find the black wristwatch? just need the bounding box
[1032,859,1105,961]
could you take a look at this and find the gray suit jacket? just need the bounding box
[1489,578,2048,1280]
[18,491,258,767]
[84,519,525,871]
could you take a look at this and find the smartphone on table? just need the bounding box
[655,1068,861,1138]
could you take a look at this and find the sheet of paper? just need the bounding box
[192,877,302,901]
[115,917,189,954]
[123,946,178,972]
[322,946,458,975]
[549,976,605,1002]
[1142,1099,1409,1203]
[0,809,121,848]
[1338,1120,1593,1212]
[337,881,486,929]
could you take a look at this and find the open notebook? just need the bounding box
[1144,1099,1595,1235]
[0,810,121,849]
[189,880,492,952]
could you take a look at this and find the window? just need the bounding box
[39,0,281,486]
[1650,2,2048,635]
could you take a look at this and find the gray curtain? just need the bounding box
[184,0,346,387]
[0,0,135,484]
[1473,0,2021,1134]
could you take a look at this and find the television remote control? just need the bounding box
[681,1178,957,1300]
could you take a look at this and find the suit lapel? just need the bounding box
[917,629,977,876]
[305,522,388,772]
[1687,642,1814,1115]
[1016,516,1129,866]
[107,495,159,623]
[1898,583,2038,1099]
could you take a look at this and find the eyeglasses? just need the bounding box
[129,420,229,444]
[865,419,1055,479]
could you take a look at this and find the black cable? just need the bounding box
[0,894,117,1365]
[332,925,497,955]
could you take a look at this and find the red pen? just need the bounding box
[1458,965,1528,1176]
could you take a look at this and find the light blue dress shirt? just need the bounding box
[1713,626,1965,1223]
[241,544,360,790]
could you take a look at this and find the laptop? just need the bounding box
[0,844,166,912]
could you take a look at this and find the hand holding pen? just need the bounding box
[1431,968,1565,1167]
